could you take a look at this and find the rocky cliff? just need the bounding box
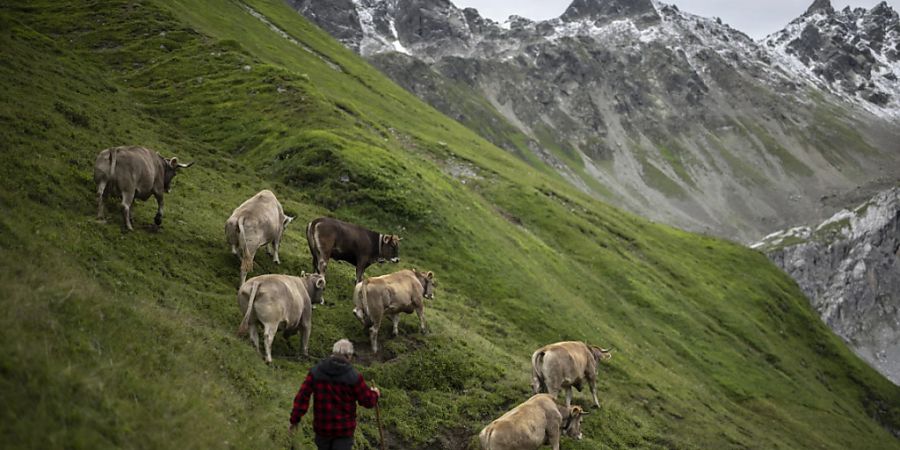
[765,0,900,111]
[290,0,900,242]
[754,187,900,385]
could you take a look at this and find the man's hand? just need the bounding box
[371,386,381,398]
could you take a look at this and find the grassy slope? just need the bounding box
[0,1,898,449]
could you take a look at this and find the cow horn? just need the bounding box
[177,161,194,168]
[315,277,326,289]
[426,271,433,279]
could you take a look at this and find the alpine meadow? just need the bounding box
[1,1,898,449]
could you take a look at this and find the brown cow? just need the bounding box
[352,269,435,352]
[479,394,587,450]
[94,145,193,230]
[236,273,325,364]
[531,341,612,408]
[306,217,400,285]
[225,190,294,286]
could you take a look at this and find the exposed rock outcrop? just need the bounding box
[755,187,900,385]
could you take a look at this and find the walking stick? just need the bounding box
[375,396,386,450]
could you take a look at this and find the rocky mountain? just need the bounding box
[765,1,900,112]
[754,187,900,385]
[290,0,900,242]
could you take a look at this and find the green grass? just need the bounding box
[1,1,899,449]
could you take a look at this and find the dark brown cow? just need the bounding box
[306,217,401,286]
[94,146,193,230]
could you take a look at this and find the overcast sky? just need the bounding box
[452,1,900,38]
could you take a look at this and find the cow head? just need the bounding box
[378,234,401,263]
[413,268,436,299]
[163,157,194,193]
[307,273,326,304]
[562,405,587,440]
[590,345,613,363]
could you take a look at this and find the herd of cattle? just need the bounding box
[93,145,614,449]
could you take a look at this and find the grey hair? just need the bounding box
[332,338,354,357]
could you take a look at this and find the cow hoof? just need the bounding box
[154,214,162,226]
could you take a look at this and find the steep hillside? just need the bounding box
[1,1,899,449]
[294,0,900,242]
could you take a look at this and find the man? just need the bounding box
[290,339,381,450]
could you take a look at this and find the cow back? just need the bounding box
[539,341,594,383]
[481,394,560,450]
[364,269,423,310]
[228,190,285,245]
[107,146,166,196]
[238,274,309,329]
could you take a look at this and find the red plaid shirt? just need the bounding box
[290,358,379,437]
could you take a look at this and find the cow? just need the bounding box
[94,145,193,231]
[225,190,294,286]
[236,273,325,364]
[531,341,612,409]
[306,217,401,285]
[478,394,587,450]
[351,268,435,353]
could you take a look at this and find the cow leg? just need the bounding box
[121,190,135,231]
[271,241,281,264]
[548,423,561,450]
[391,315,401,337]
[566,387,573,409]
[263,323,277,364]
[532,376,542,395]
[369,324,380,353]
[416,307,427,335]
[589,378,601,408]
[300,322,311,358]
[547,385,559,402]
[355,264,367,284]
[153,193,164,227]
[240,247,257,287]
[96,180,107,219]
[249,322,260,355]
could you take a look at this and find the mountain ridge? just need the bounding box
[292,0,900,243]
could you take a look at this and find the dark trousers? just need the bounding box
[314,434,353,450]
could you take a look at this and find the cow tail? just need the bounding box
[353,278,370,320]
[108,147,118,177]
[306,220,318,272]
[237,281,260,336]
[531,350,546,394]
[238,216,253,274]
